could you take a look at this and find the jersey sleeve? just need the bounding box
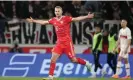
[127,29,132,39]
[48,18,54,24]
[65,16,72,23]
[118,30,121,38]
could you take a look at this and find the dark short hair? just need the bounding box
[94,24,101,29]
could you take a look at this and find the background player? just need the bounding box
[112,19,131,79]
[91,24,106,78]
[27,6,94,80]
[107,26,118,75]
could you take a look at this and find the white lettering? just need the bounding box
[75,64,81,74]
[63,63,74,75]
[83,67,87,74]
[40,59,50,74]
[104,64,112,75]
[40,59,125,77]
[54,63,63,77]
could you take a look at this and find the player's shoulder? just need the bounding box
[119,28,122,32]
[63,16,72,18]
[49,17,56,21]
[51,17,56,20]
[125,27,131,33]
[126,27,131,31]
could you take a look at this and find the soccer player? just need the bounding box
[112,19,131,79]
[27,6,94,80]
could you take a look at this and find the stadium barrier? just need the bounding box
[0,53,132,77]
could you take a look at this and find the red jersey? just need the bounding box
[48,16,72,43]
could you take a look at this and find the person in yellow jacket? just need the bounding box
[107,27,118,74]
[91,24,106,77]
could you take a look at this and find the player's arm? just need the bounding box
[115,38,120,50]
[72,12,94,22]
[125,39,131,50]
[125,29,132,53]
[114,34,118,41]
[26,17,49,25]
[113,31,120,52]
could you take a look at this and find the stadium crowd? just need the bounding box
[0,1,133,20]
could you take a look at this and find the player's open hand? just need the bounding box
[88,12,94,18]
[26,17,34,23]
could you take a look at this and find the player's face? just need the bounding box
[55,8,62,17]
[95,27,101,33]
[121,20,127,28]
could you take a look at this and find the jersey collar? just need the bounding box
[55,16,63,21]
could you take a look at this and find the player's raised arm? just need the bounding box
[26,17,49,25]
[72,12,94,22]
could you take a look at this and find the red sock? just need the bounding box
[76,58,86,65]
[49,62,56,76]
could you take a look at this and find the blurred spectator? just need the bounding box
[4,1,13,18]
[15,2,29,18]
[130,1,133,17]
[101,2,113,20]
[28,1,34,18]
[72,1,82,16]
[12,1,17,18]
[84,1,100,12]
[33,1,42,18]
[0,1,5,17]
[40,1,48,19]
[42,1,55,18]
[0,19,6,43]
[64,1,77,17]
[111,2,121,20]
[120,1,131,20]
[9,41,23,53]
[1,1,133,21]
[0,2,6,43]
[15,1,32,18]
[79,4,88,15]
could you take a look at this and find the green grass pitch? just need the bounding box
[0,77,132,80]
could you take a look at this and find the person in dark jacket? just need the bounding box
[107,27,118,74]
[9,41,23,53]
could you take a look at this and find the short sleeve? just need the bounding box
[65,16,72,23]
[48,18,54,24]
[127,29,132,39]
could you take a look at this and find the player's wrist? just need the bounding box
[87,12,94,18]
[87,15,91,18]
[32,19,35,23]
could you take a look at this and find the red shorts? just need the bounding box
[52,41,75,59]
